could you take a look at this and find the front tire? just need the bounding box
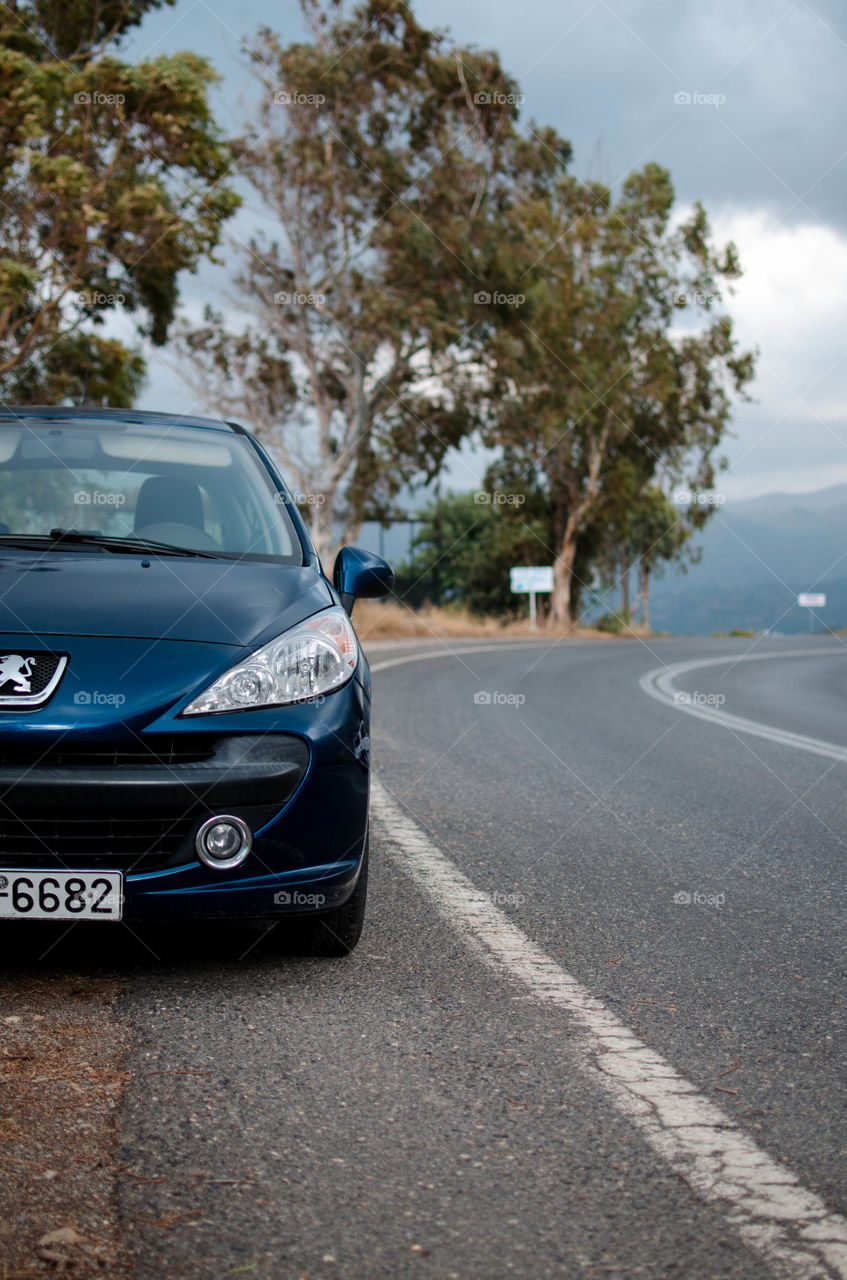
[274,837,369,957]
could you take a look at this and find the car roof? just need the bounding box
[0,406,239,433]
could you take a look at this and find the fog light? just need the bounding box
[195,815,252,870]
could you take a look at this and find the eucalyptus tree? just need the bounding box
[0,0,240,403]
[485,156,755,622]
[175,0,522,556]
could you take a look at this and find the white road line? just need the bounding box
[639,649,847,763]
[370,643,847,1279]
[365,640,546,674]
[371,779,847,1280]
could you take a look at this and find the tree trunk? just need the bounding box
[552,492,597,625]
[620,545,630,618]
[552,525,579,624]
[549,411,613,626]
[641,563,651,633]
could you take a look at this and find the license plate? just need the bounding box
[0,870,123,921]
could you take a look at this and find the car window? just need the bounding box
[0,420,302,562]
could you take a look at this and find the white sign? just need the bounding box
[510,566,553,594]
[797,593,826,608]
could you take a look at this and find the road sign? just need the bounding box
[510,566,553,594]
[510,566,553,631]
[797,593,826,607]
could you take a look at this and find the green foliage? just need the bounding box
[8,333,145,406]
[630,489,691,577]
[588,470,693,620]
[0,0,240,404]
[595,611,631,635]
[393,487,553,617]
[13,0,177,57]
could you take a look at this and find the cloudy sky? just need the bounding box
[123,0,847,501]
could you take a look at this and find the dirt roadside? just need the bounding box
[0,967,132,1278]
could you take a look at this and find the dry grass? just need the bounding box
[352,599,616,641]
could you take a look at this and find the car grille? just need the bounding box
[0,735,219,771]
[0,733,308,873]
[0,814,195,873]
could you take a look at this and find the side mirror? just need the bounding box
[333,546,394,615]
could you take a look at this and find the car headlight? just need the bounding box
[182,607,358,715]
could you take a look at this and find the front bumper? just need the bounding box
[0,680,371,921]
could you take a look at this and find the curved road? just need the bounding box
[3,635,845,1279]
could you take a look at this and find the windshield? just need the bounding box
[0,418,302,562]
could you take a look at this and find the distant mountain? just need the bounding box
[646,484,847,635]
[728,484,847,518]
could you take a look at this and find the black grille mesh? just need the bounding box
[0,814,193,872]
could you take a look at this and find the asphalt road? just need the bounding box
[5,635,846,1279]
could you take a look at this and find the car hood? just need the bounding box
[0,551,332,647]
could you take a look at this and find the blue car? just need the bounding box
[0,408,393,955]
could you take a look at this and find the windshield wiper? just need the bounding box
[0,531,220,558]
[49,529,222,558]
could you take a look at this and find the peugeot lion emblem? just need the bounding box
[0,652,68,708]
[0,655,36,693]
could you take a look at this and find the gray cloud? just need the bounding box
[419,0,847,232]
